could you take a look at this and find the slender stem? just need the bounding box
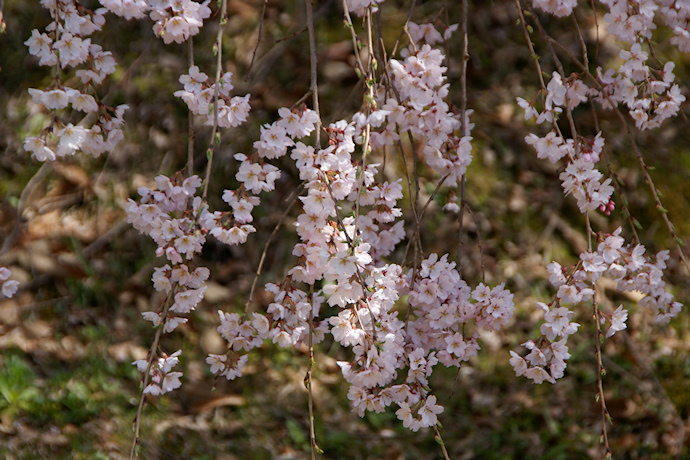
[456,0,469,276]
[244,182,305,315]
[463,201,485,283]
[390,0,417,58]
[354,9,375,241]
[1,163,52,255]
[276,26,307,44]
[306,285,318,460]
[342,0,367,84]
[458,0,468,137]
[433,426,452,460]
[130,292,174,459]
[202,0,228,200]
[593,287,611,457]
[306,0,321,148]
[586,212,611,456]
[187,38,195,177]
[513,0,547,102]
[245,0,268,79]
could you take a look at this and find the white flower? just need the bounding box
[606,305,628,338]
[418,395,444,427]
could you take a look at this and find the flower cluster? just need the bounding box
[376,34,472,188]
[126,174,211,334]
[331,253,514,430]
[175,66,251,129]
[100,0,211,44]
[521,74,614,214]
[532,0,578,17]
[511,227,683,384]
[407,254,513,366]
[200,23,506,431]
[346,0,383,17]
[592,47,684,130]
[23,0,127,161]
[0,267,19,299]
[133,350,183,396]
[532,1,687,130]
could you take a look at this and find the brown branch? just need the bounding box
[244,182,305,315]
[245,0,269,80]
[202,0,228,200]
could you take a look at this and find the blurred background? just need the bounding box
[0,0,689,458]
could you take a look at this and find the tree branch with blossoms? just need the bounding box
[13,0,690,457]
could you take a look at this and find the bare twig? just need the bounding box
[462,200,485,283]
[244,182,305,315]
[245,0,268,79]
[1,163,52,255]
[390,0,417,58]
[275,26,307,43]
[306,0,321,147]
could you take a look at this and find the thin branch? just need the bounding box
[354,9,375,242]
[306,0,321,147]
[245,0,269,80]
[275,25,307,43]
[244,182,305,315]
[130,292,174,459]
[342,0,367,84]
[462,200,485,283]
[390,0,417,58]
[593,287,612,457]
[433,426,452,460]
[1,163,52,255]
[202,0,228,200]
[457,0,469,275]
[306,285,319,459]
[187,37,195,177]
